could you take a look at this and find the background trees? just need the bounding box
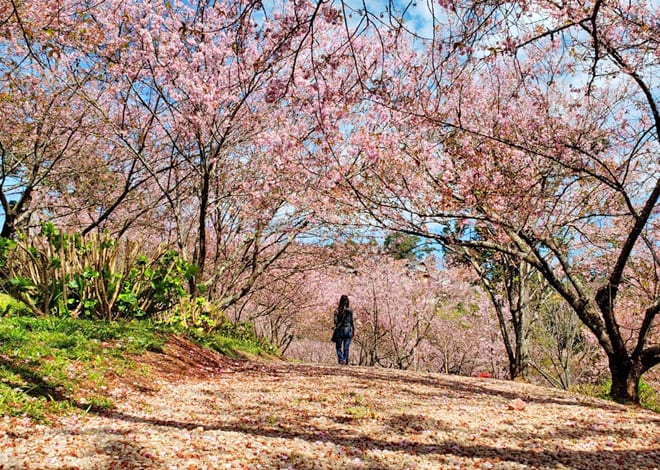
[281,243,506,375]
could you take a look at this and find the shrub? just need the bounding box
[189,312,279,357]
[158,295,215,331]
[0,224,196,320]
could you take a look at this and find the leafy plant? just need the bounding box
[190,313,278,358]
[0,224,196,320]
[161,296,217,331]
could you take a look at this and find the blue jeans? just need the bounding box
[336,337,352,364]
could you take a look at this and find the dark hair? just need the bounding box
[337,295,348,323]
[337,295,349,318]
[335,295,348,327]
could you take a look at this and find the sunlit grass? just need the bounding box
[0,293,30,316]
[0,312,170,422]
[194,333,271,359]
[0,298,280,422]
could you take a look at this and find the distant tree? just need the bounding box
[383,232,424,261]
[451,245,536,381]
[530,293,603,390]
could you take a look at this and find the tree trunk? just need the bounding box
[509,359,526,382]
[608,357,643,404]
[0,214,15,239]
[510,305,529,380]
[191,166,212,297]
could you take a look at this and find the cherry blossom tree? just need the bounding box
[89,0,384,308]
[318,0,659,403]
[1,0,366,312]
[0,0,105,237]
[449,246,537,380]
[226,243,340,353]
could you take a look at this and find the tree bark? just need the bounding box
[608,356,643,404]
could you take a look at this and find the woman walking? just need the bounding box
[332,295,354,365]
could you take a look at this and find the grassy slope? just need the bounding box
[0,313,170,421]
[0,294,277,422]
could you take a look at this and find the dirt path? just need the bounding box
[1,342,659,469]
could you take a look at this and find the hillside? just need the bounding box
[1,337,659,470]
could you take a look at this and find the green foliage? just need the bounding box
[159,296,218,332]
[0,314,170,421]
[383,232,426,261]
[0,224,195,320]
[216,317,265,345]
[0,237,16,269]
[0,293,30,316]
[118,249,196,319]
[573,379,660,413]
[191,315,278,358]
[639,381,660,412]
[160,297,278,356]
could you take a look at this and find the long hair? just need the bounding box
[337,294,349,320]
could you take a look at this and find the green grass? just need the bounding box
[0,312,172,422]
[572,380,660,413]
[0,293,30,316]
[189,320,279,359]
[0,297,280,422]
[638,381,660,412]
[192,331,278,359]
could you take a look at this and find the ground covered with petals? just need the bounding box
[1,339,659,469]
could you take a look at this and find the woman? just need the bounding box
[332,294,354,365]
